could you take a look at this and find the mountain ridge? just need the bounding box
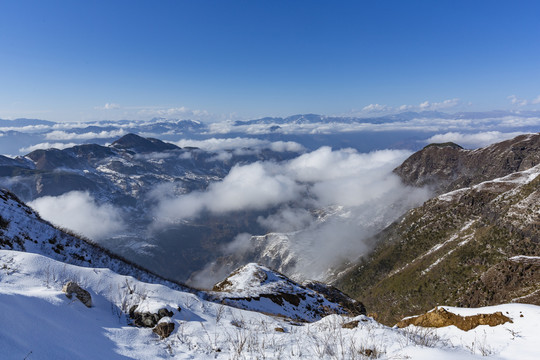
[335,135,540,325]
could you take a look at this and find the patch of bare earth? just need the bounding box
[396,307,512,331]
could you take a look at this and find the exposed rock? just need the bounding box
[342,320,359,329]
[396,307,512,331]
[274,327,285,332]
[129,305,174,328]
[212,263,365,322]
[62,281,92,308]
[158,308,174,318]
[153,322,175,339]
[304,280,366,316]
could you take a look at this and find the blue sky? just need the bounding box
[1,0,540,122]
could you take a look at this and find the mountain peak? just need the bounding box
[395,133,540,193]
[111,133,179,153]
[423,142,463,150]
[211,263,365,321]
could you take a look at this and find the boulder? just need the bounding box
[153,322,175,339]
[62,281,92,308]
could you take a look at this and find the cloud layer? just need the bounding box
[152,147,431,286]
[425,131,527,149]
[19,142,78,153]
[173,137,305,153]
[29,191,126,240]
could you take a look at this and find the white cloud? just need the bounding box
[398,104,414,111]
[508,95,528,106]
[425,131,527,149]
[153,146,423,223]
[101,103,120,110]
[187,147,432,286]
[45,129,126,141]
[19,142,78,153]
[0,124,53,133]
[257,207,314,233]
[137,106,210,120]
[508,94,540,106]
[357,98,459,116]
[362,103,389,113]
[29,191,126,240]
[154,162,302,222]
[418,98,460,111]
[173,137,305,153]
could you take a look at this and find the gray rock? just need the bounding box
[62,281,92,308]
[129,306,175,328]
[153,322,175,339]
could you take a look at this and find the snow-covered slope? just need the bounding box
[210,263,365,322]
[1,249,539,359]
[0,188,194,293]
[0,188,366,322]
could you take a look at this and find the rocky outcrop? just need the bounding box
[128,306,174,328]
[394,134,540,193]
[396,307,512,331]
[62,281,92,307]
[211,263,365,322]
[303,281,366,316]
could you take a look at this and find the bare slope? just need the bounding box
[395,133,540,193]
[335,144,540,325]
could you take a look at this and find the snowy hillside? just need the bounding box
[210,263,365,322]
[0,188,193,293]
[1,249,539,359]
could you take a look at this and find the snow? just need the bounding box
[210,263,359,322]
[509,255,540,261]
[1,250,539,359]
[437,164,540,203]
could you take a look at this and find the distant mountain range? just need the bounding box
[3,110,540,155]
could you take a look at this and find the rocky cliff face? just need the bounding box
[394,133,540,193]
[335,135,540,325]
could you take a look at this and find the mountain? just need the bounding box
[210,263,365,322]
[394,133,540,193]
[0,133,304,283]
[334,135,540,325]
[0,187,367,321]
[0,188,194,293]
[0,118,56,127]
[1,187,538,359]
[110,133,181,153]
[3,248,538,359]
